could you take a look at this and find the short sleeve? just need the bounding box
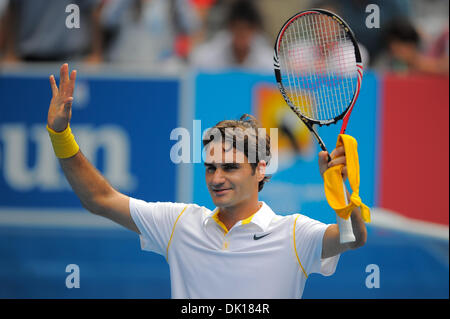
[129,197,188,256]
[294,214,340,276]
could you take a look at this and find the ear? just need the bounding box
[256,160,266,182]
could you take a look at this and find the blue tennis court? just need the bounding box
[0,220,447,299]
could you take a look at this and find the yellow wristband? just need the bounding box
[46,124,80,159]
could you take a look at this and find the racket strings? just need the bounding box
[278,13,358,122]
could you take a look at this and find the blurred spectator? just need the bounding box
[189,0,273,72]
[326,0,411,67]
[410,0,448,44]
[375,19,449,75]
[0,0,104,64]
[410,0,449,74]
[427,28,449,63]
[101,0,200,70]
[256,0,312,43]
[310,0,370,68]
[197,0,312,45]
[0,0,9,56]
[190,0,222,43]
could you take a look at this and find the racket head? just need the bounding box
[273,9,363,129]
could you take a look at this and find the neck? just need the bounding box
[218,199,262,231]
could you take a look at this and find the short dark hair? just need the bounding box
[202,114,271,192]
[384,19,420,46]
[227,0,263,29]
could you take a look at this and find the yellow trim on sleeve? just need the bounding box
[293,215,308,278]
[166,205,188,261]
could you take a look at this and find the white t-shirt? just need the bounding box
[189,30,274,73]
[129,198,339,299]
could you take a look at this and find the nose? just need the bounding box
[211,168,226,186]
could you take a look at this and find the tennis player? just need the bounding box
[47,63,367,298]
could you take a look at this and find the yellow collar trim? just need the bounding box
[211,205,260,234]
[212,210,229,234]
[241,212,257,225]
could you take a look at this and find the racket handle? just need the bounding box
[319,132,354,243]
[337,183,356,244]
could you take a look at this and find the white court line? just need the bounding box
[0,207,448,241]
[370,207,449,241]
[0,208,122,230]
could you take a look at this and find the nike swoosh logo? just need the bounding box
[253,233,271,240]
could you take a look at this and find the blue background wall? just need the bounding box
[0,70,447,298]
[0,75,179,206]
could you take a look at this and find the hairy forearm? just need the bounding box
[59,151,115,214]
[347,206,367,249]
[343,187,368,249]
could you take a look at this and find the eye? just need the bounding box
[223,164,239,171]
[205,165,215,173]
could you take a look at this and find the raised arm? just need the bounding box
[47,63,139,233]
[318,147,367,258]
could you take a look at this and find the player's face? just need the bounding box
[204,142,260,208]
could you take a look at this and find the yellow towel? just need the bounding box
[323,134,370,222]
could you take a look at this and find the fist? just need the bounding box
[318,146,348,180]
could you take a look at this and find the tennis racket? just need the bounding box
[273,9,363,244]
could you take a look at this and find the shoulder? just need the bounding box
[264,211,299,232]
[129,198,187,212]
[270,212,328,233]
[182,203,211,219]
[269,212,309,224]
[292,213,320,224]
[290,213,330,243]
[129,198,210,220]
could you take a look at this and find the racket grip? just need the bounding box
[337,214,356,244]
[337,183,356,244]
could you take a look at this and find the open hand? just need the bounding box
[47,63,77,132]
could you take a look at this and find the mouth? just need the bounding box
[211,188,232,196]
